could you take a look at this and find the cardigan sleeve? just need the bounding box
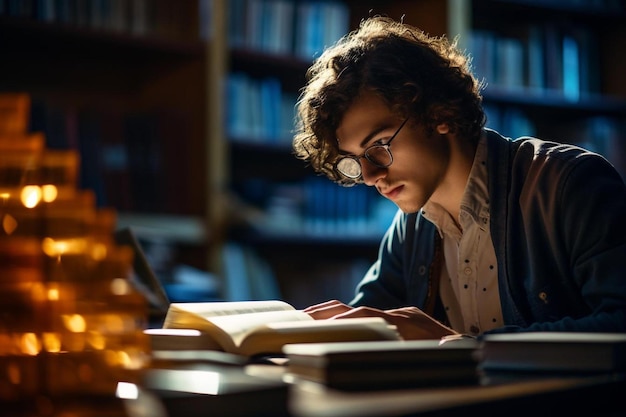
[350,210,438,310]
[350,209,408,309]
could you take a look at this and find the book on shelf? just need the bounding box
[158,300,401,358]
[562,34,580,101]
[295,1,349,60]
[282,339,480,390]
[467,24,599,97]
[527,25,545,91]
[477,332,626,373]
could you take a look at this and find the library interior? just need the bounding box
[1,0,625,416]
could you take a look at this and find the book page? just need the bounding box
[237,317,402,357]
[207,309,314,348]
[144,328,223,351]
[162,300,301,353]
[168,300,296,318]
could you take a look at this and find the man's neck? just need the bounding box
[429,134,477,224]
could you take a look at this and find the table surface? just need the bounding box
[4,359,623,417]
[287,373,626,417]
[145,361,626,417]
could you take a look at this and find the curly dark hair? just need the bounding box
[293,16,485,186]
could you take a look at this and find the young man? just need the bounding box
[293,16,626,339]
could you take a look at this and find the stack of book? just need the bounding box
[282,332,626,391]
[0,93,151,401]
[477,332,626,375]
[282,339,480,391]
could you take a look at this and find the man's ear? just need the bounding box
[436,123,449,135]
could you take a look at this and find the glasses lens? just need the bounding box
[365,146,392,167]
[336,157,361,179]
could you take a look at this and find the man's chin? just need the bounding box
[395,201,423,214]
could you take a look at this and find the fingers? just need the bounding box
[334,306,457,340]
[303,303,457,341]
[329,306,387,319]
[328,307,434,340]
[303,300,353,319]
[302,299,344,312]
[386,306,423,317]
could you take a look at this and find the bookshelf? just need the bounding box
[456,0,626,176]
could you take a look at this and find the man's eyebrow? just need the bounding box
[359,124,389,148]
[337,122,392,154]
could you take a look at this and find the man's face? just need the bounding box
[335,92,451,213]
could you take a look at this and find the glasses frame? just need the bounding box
[335,117,410,180]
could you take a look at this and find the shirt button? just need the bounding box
[464,267,472,275]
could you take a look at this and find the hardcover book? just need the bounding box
[477,332,626,373]
[283,339,479,390]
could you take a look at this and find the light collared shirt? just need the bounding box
[422,134,503,335]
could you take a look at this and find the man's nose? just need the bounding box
[360,159,387,186]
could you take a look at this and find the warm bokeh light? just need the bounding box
[87,331,106,350]
[20,185,41,208]
[20,333,41,355]
[114,348,149,370]
[105,350,131,367]
[42,237,66,256]
[30,282,47,303]
[2,213,17,235]
[90,242,107,261]
[47,287,59,301]
[42,332,62,352]
[103,315,125,333]
[42,237,87,257]
[41,184,58,202]
[110,278,131,295]
[0,93,151,399]
[62,314,86,333]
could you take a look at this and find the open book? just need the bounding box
[158,300,401,357]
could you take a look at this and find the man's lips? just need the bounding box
[380,184,403,199]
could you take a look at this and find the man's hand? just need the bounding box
[304,300,457,340]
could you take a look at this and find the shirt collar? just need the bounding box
[423,132,490,235]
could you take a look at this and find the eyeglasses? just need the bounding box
[335,117,409,180]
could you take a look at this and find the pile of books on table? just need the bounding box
[0,93,150,402]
